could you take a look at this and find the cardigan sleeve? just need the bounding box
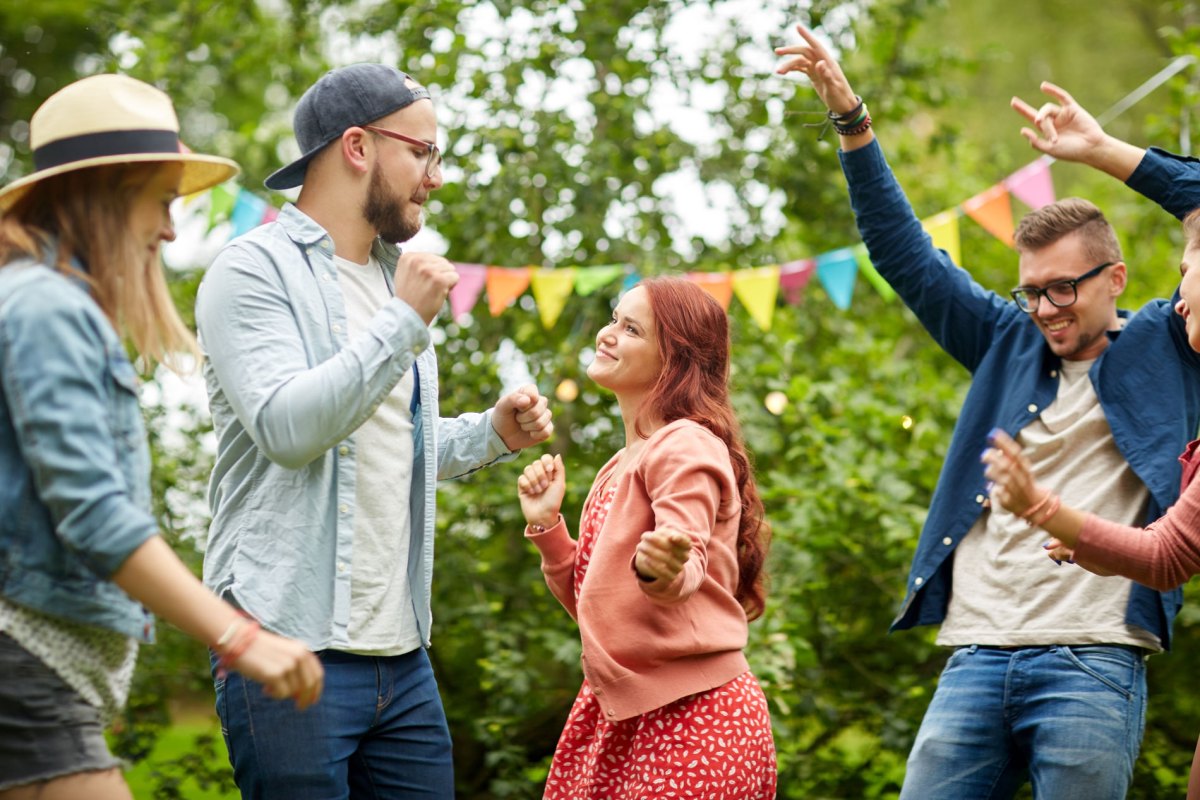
[1073,473,1200,591]
[525,515,579,620]
[635,425,734,605]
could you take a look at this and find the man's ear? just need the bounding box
[339,127,371,175]
[1109,261,1128,297]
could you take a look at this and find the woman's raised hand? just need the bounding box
[518,453,566,529]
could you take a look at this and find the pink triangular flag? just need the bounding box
[449,263,487,319]
[779,259,816,305]
[1004,157,1055,210]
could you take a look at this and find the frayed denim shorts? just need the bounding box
[0,632,122,790]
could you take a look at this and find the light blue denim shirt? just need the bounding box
[197,204,513,651]
[0,259,157,642]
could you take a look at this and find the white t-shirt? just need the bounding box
[335,254,421,655]
[939,354,1161,651]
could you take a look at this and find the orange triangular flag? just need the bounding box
[962,184,1015,248]
[686,271,733,310]
[486,267,531,316]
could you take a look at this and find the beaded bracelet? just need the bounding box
[833,112,872,136]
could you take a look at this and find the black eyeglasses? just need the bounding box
[362,125,442,178]
[1010,261,1116,313]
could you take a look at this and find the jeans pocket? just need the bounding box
[1059,645,1140,699]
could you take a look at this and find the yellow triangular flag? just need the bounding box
[530,268,576,329]
[731,266,781,331]
[922,210,961,265]
[486,267,531,316]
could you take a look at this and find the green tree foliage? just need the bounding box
[5,1,1200,797]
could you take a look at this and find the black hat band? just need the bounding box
[33,129,181,171]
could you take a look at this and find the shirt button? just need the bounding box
[975,494,985,504]
[593,687,602,696]
[338,503,349,514]
[332,324,342,334]
[338,445,349,456]
[1027,403,1038,413]
[942,537,952,546]
[1049,369,1058,378]
[606,709,615,717]
[337,562,346,573]
[914,577,924,587]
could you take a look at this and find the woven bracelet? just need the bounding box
[827,96,864,123]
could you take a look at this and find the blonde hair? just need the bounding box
[0,163,200,372]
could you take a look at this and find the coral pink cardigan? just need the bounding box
[525,419,751,721]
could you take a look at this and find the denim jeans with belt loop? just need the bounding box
[899,644,1147,800]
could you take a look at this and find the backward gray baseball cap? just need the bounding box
[264,63,431,191]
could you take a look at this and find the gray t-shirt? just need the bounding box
[938,355,1161,651]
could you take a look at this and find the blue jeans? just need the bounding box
[213,647,454,799]
[900,645,1147,800]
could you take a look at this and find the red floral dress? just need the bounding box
[542,483,777,800]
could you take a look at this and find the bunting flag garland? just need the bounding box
[486,267,531,316]
[530,268,577,328]
[450,264,487,320]
[1005,157,1056,210]
[731,266,781,331]
[778,258,816,305]
[177,138,1071,324]
[816,248,859,311]
[686,271,734,310]
[922,210,962,265]
[962,184,1015,247]
[172,56,1187,333]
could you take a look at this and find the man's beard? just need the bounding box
[364,164,422,243]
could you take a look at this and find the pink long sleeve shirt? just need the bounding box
[525,419,751,721]
[1075,441,1200,591]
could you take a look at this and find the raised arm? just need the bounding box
[1010,81,1146,181]
[774,24,875,153]
[773,22,1013,371]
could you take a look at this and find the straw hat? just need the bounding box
[0,73,239,212]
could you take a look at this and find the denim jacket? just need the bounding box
[0,259,157,642]
[841,142,1200,649]
[197,204,514,651]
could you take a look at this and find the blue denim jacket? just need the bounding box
[0,259,157,642]
[197,204,514,651]
[841,142,1200,649]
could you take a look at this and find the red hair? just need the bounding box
[634,277,770,620]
